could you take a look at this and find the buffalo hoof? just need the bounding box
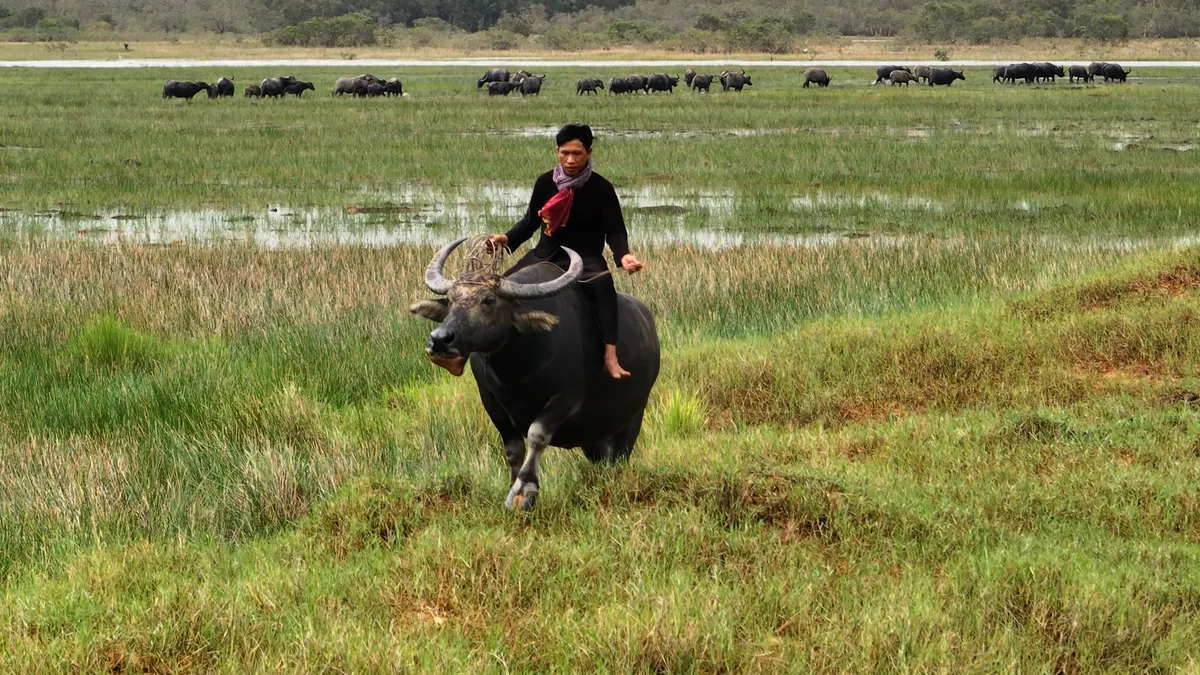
[505,480,538,511]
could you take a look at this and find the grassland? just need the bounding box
[1,65,1200,671]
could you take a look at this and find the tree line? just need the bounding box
[3,0,1198,48]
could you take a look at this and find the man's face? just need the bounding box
[557,140,591,176]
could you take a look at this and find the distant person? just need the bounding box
[489,123,644,379]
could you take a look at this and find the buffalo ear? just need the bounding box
[512,309,559,333]
[409,298,449,322]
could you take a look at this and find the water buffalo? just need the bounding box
[261,76,297,99]
[875,65,910,84]
[928,68,965,86]
[413,239,660,511]
[691,74,715,92]
[609,77,632,94]
[512,70,533,84]
[366,82,386,97]
[1004,63,1036,84]
[244,84,262,98]
[162,80,209,99]
[625,74,649,93]
[683,68,697,87]
[519,74,546,96]
[1068,65,1092,83]
[1034,62,1064,82]
[719,70,752,91]
[383,78,404,96]
[915,65,933,83]
[1102,63,1130,82]
[487,81,521,96]
[334,74,381,96]
[647,73,680,93]
[802,68,830,88]
[992,65,1007,83]
[576,77,604,95]
[890,70,919,86]
[208,76,234,98]
[477,68,510,89]
[1088,62,1109,78]
[284,80,315,97]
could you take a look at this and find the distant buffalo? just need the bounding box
[719,70,751,91]
[383,78,404,96]
[691,74,715,92]
[487,81,521,96]
[609,77,633,94]
[162,80,209,99]
[1004,63,1036,84]
[1034,62,1064,82]
[992,65,1007,83]
[876,65,909,84]
[648,73,680,93]
[1088,62,1109,78]
[915,65,932,83]
[208,76,234,98]
[512,70,533,84]
[928,68,965,86]
[284,80,315,97]
[1068,65,1092,83]
[1102,63,1130,82]
[261,75,298,99]
[244,84,262,98]
[477,68,509,89]
[366,82,385,97]
[520,74,546,96]
[625,74,649,93]
[802,68,830,88]
[683,68,697,87]
[890,70,919,86]
[576,77,604,95]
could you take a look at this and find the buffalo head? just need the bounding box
[411,238,582,375]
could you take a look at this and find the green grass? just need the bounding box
[2,65,1200,671]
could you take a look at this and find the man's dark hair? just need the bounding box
[556,123,594,149]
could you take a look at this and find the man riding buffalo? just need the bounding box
[488,123,645,379]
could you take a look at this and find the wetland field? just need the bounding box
[2,66,1200,671]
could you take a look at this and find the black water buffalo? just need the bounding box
[719,70,751,91]
[383,78,404,96]
[1004,63,1036,84]
[261,76,297,99]
[477,68,510,89]
[1034,62,1064,82]
[915,65,933,83]
[366,82,385,97]
[162,80,209,99]
[512,70,533,84]
[803,68,830,87]
[284,80,315,97]
[890,70,919,86]
[576,77,604,95]
[208,76,234,98]
[683,68,697,87]
[625,74,649,92]
[487,81,521,96]
[928,68,965,86]
[1068,65,1092,83]
[1102,63,1130,82]
[875,65,909,84]
[609,77,633,94]
[691,74,715,92]
[334,74,380,96]
[519,74,546,96]
[244,84,261,98]
[413,239,660,511]
[647,73,680,93]
[1088,62,1109,78]
[992,65,1007,83]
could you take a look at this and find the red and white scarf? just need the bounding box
[538,159,594,236]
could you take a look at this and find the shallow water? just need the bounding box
[4,59,1200,69]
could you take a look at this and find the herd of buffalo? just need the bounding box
[161,61,1135,100]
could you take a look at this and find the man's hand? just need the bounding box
[487,233,509,253]
[620,253,644,273]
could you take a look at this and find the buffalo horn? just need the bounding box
[496,247,583,299]
[424,237,467,294]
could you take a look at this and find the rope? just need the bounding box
[459,234,622,285]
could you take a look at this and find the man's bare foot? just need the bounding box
[604,345,631,379]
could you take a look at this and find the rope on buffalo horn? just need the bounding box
[462,233,510,275]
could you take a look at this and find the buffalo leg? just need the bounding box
[503,436,526,484]
[506,420,552,511]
